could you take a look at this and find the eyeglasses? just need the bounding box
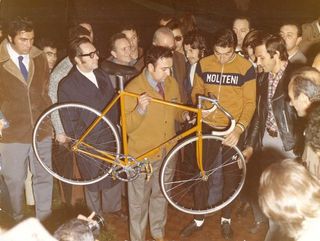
[174,36,183,42]
[79,50,99,58]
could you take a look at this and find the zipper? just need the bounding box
[282,110,289,132]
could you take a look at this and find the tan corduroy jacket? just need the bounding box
[0,39,52,143]
[124,69,184,160]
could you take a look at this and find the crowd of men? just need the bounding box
[0,13,320,241]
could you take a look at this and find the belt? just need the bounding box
[267,128,278,138]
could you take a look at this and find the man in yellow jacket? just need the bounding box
[125,45,188,241]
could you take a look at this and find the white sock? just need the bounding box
[194,219,204,227]
[221,217,231,224]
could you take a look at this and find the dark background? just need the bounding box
[0,0,319,58]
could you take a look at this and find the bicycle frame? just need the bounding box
[71,76,233,177]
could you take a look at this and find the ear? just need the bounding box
[298,92,311,105]
[111,50,117,59]
[275,50,281,59]
[74,56,82,65]
[147,63,154,72]
[296,36,302,46]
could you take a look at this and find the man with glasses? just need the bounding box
[180,28,256,240]
[58,37,120,218]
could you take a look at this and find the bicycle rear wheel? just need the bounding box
[160,135,246,215]
[32,103,121,185]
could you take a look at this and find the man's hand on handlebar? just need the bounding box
[56,133,68,143]
[222,126,242,147]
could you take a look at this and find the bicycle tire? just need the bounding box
[32,103,121,185]
[160,135,246,215]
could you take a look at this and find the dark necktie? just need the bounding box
[18,56,28,81]
[157,82,164,98]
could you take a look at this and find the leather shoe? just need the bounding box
[221,221,233,240]
[248,220,267,234]
[108,210,128,221]
[180,220,203,238]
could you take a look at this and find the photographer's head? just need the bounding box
[53,219,95,241]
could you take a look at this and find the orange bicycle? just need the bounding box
[32,64,246,215]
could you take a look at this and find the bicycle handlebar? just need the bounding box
[197,94,236,136]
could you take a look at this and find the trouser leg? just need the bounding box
[128,171,152,241]
[0,143,29,221]
[102,182,122,213]
[29,137,53,221]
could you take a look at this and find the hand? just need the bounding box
[237,146,253,169]
[222,127,242,147]
[77,212,96,222]
[182,111,190,122]
[56,133,68,143]
[137,93,151,113]
[242,146,253,161]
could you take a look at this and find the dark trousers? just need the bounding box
[194,123,244,220]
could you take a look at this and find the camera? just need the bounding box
[88,213,104,234]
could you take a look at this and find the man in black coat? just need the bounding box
[58,37,125,219]
[243,34,299,241]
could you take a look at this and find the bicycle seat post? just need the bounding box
[117,75,124,91]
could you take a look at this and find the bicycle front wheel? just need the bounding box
[160,135,246,215]
[32,103,121,185]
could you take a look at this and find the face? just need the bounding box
[121,29,138,50]
[246,46,256,62]
[233,19,250,47]
[213,46,235,64]
[9,30,34,55]
[76,42,99,72]
[255,44,277,73]
[172,28,184,52]
[111,38,132,65]
[288,84,311,117]
[279,25,301,52]
[43,46,57,71]
[184,44,200,64]
[80,23,94,42]
[148,57,173,82]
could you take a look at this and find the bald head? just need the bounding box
[152,27,175,49]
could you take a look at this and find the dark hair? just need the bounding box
[37,37,57,50]
[109,32,128,52]
[213,28,237,49]
[183,30,207,58]
[166,19,182,31]
[242,30,264,59]
[179,12,198,35]
[256,34,288,61]
[68,37,91,65]
[305,104,320,152]
[119,23,137,33]
[68,25,91,42]
[8,16,33,39]
[145,45,173,66]
[53,219,94,241]
[289,67,320,101]
[280,21,302,37]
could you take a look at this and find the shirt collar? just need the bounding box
[268,61,288,80]
[7,42,29,61]
[145,69,160,90]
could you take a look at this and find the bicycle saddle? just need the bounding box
[100,60,138,76]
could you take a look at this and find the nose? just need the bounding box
[164,68,171,76]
